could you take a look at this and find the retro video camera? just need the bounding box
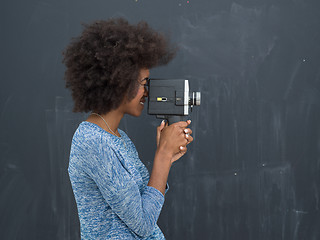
[147,79,201,124]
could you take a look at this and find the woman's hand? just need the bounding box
[156,120,193,164]
[149,120,193,195]
[156,120,166,147]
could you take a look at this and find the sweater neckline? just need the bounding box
[82,121,124,139]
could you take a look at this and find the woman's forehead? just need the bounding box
[139,69,150,81]
[140,68,149,77]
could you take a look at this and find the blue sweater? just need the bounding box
[68,121,166,239]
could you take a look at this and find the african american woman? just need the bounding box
[63,18,193,239]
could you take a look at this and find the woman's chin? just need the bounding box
[128,110,143,117]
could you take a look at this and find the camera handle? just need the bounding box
[156,115,188,125]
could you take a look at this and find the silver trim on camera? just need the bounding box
[184,80,189,115]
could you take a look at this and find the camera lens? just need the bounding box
[189,92,201,106]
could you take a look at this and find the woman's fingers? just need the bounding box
[171,146,187,162]
[186,135,193,144]
[172,120,191,129]
[184,128,192,135]
[183,128,193,144]
[158,120,166,131]
[157,119,193,161]
[179,146,187,152]
[156,120,166,147]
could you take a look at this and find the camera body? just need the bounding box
[147,79,201,124]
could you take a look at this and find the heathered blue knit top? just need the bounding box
[68,121,166,239]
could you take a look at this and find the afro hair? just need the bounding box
[62,18,176,114]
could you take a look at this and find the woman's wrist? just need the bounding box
[148,147,172,195]
[155,145,173,166]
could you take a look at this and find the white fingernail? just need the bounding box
[184,129,188,133]
[180,146,184,150]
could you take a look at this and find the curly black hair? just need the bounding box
[62,18,176,114]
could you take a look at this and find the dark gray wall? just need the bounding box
[1,0,320,239]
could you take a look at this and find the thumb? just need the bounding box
[158,120,166,131]
[156,120,166,147]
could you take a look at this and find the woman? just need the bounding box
[63,18,193,239]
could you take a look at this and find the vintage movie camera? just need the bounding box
[147,79,201,124]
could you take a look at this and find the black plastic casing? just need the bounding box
[147,79,189,124]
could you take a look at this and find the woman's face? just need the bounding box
[122,68,149,117]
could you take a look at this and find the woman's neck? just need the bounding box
[87,109,124,136]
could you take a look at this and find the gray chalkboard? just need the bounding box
[1,0,320,239]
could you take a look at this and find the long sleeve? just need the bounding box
[84,142,164,238]
[68,122,166,239]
